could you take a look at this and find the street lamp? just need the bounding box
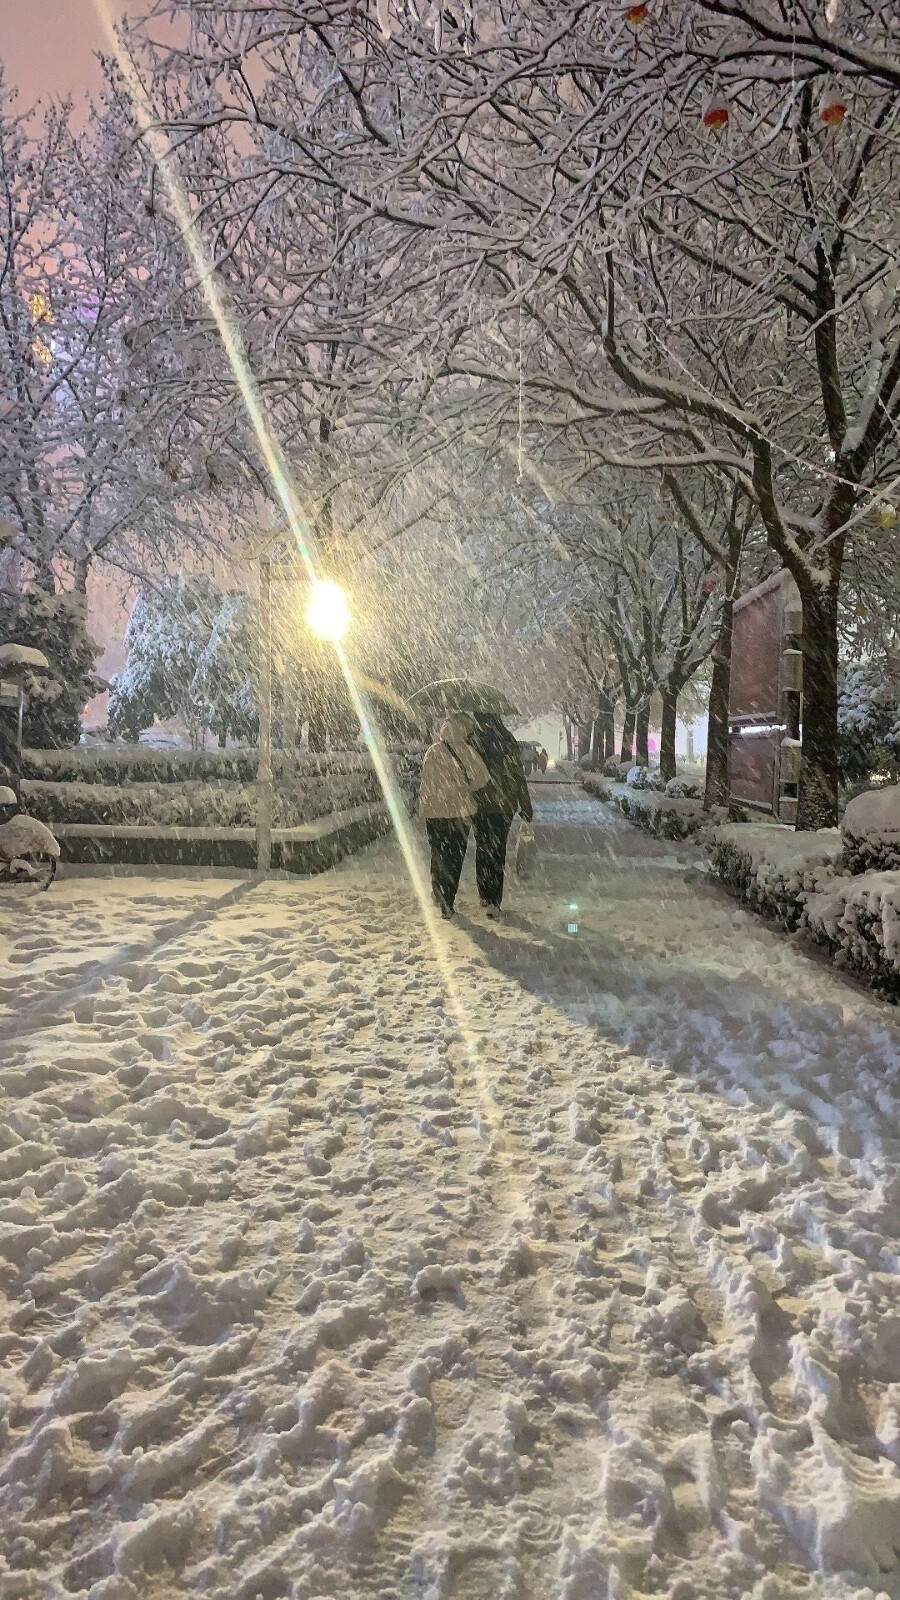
[256,568,354,874]
[305,578,350,642]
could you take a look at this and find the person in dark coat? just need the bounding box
[469,713,533,917]
[418,715,490,918]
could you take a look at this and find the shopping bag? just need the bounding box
[514,821,537,880]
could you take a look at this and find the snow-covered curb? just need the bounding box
[805,871,900,997]
[52,803,392,874]
[581,776,705,840]
[709,824,845,929]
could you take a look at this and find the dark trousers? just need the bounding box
[426,817,470,911]
[474,811,512,907]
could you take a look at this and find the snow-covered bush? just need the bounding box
[581,776,613,802]
[665,776,700,800]
[709,825,846,929]
[616,789,704,840]
[842,786,900,874]
[0,588,99,747]
[108,578,258,747]
[626,764,653,789]
[22,772,383,829]
[21,745,416,786]
[24,780,252,829]
[602,756,620,778]
[20,749,422,831]
[23,744,257,784]
[838,661,900,786]
[805,872,900,998]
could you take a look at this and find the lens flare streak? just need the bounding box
[91,0,531,1227]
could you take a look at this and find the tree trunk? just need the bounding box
[577,722,592,761]
[635,704,650,765]
[217,720,228,750]
[619,711,635,765]
[704,602,734,810]
[600,708,615,763]
[796,577,840,830]
[660,687,678,783]
[565,720,573,761]
[590,717,603,763]
[703,517,742,811]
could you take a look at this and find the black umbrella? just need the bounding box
[408,678,520,719]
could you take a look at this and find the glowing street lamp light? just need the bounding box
[257,569,352,876]
[305,578,350,642]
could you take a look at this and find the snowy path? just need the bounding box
[1,784,898,1600]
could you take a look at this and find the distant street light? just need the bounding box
[305,578,351,643]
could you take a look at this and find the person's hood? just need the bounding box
[438,713,475,752]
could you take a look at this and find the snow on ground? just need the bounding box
[0,784,899,1600]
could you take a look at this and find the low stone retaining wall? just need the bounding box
[54,803,391,875]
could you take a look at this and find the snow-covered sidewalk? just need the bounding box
[1,786,898,1600]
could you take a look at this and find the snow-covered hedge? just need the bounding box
[581,776,613,803]
[626,764,653,789]
[23,774,385,829]
[21,745,412,786]
[615,788,705,840]
[20,749,421,831]
[804,871,900,997]
[842,785,900,874]
[665,776,700,799]
[709,824,845,929]
[581,774,704,838]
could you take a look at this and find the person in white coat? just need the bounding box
[418,714,490,917]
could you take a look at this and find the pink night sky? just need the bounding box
[1,2,139,106]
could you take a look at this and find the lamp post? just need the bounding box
[256,557,273,872]
[254,568,351,875]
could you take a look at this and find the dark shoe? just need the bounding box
[485,905,502,920]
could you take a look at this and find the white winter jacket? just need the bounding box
[418,717,491,820]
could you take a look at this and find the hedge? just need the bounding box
[708,824,846,930]
[22,773,382,829]
[21,744,421,786]
[580,774,705,840]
